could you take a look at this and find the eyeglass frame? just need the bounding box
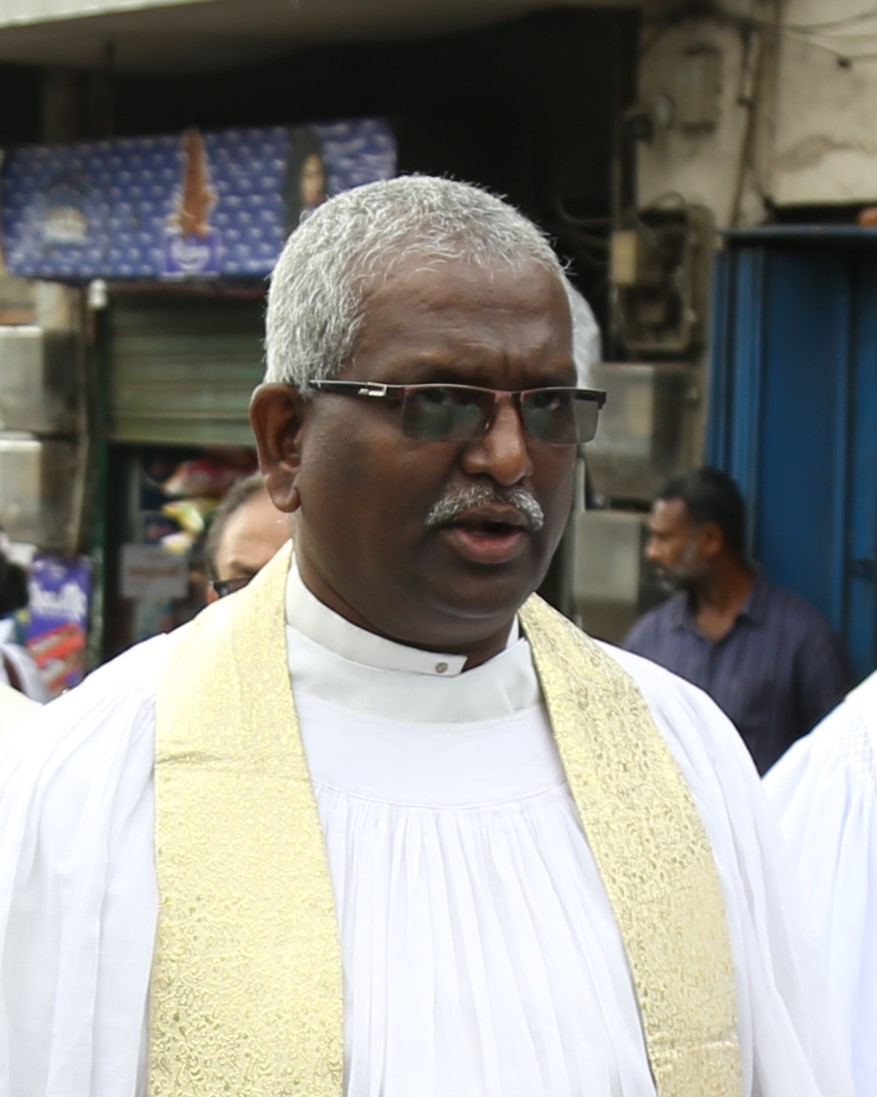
[209,575,255,599]
[308,379,607,446]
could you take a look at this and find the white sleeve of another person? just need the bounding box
[0,637,168,1097]
[764,686,877,1097]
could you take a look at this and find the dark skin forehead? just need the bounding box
[347,256,575,387]
[649,499,694,539]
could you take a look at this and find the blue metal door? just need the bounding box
[708,227,877,681]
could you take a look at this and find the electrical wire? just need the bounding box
[643,3,877,66]
[552,196,612,230]
[783,5,877,33]
[549,200,611,270]
[565,234,611,271]
[658,2,877,37]
[783,27,877,62]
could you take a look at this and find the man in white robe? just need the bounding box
[0,176,854,1097]
[765,668,877,1097]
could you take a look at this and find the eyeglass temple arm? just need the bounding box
[313,380,393,398]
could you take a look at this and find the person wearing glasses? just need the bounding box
[203,472,291,603]
[0,177,852,1097]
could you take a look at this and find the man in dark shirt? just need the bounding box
[624,467,852,774]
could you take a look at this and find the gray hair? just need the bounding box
[264,175,569,390]
[567,284,601,388]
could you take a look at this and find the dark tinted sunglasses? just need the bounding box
[309,380,606,445]
[210,575,254,599]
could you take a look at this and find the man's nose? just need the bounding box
[460,396,533,486]
[645,537,661,562]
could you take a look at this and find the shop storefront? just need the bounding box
[0,9,639,676]
[0,117,397,667]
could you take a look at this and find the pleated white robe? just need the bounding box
[0,566,855,1096]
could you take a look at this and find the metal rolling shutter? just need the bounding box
[108,294,265,446]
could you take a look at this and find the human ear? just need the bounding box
[699,521,724,559]
[249,383,309,513]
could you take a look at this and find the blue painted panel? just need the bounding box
[729,250,766,514]
[754,250,850,623]
[724,225,877,244]
[846,254,877,675]
[709,237,877,681]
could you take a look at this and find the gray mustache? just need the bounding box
[425,484,544,531]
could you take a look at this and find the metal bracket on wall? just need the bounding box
[611,203,715,358]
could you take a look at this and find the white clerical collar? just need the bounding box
[285,557,518,677]
[284,556,540,722]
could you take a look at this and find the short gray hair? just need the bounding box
[264,175,568,390]
[568,284,601,388]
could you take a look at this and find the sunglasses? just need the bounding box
[209,575,254,599]
[310,380,606,446]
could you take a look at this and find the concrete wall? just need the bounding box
[0,0,213,26]
[637,0,877,223]
[637,17,762,225]
[773,1,877,206]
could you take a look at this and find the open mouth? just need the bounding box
[455,517,523,535]
[440,513,529,564]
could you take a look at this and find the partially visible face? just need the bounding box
[207,490,291,603]
[645,498,708,592]
[299,154,327,210]
[255,255,577,664]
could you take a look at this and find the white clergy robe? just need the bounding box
[0,682,39,735]
[0,562,854,1096]
[765,671,877,1097]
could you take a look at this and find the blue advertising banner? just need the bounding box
[26,554,92,697]
[1,118,396,280]
[1,141,113,278]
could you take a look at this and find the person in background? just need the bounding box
[764,666,877,1096]
[0,532,49,706]
[624,466,852,774]
[203,472,291,602]
[0,177,853,1097]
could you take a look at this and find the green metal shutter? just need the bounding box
[108,294,266,446]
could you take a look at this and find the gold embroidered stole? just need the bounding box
[152,544,343,1096]
[519,600,741,1096]
[152,542,741,1096]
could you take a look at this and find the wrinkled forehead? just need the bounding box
[350,246,577,377]
[354,250,572,339]
[345,267,572,394]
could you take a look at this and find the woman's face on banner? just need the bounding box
[299,154,327,210]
